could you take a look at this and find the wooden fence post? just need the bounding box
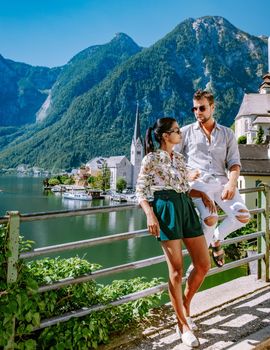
[257,187,262,279]
[5,211,20,350]
[260,184,270,282]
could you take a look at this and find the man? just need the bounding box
[176,90,250,267]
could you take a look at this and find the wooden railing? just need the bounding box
[1,184,269,349]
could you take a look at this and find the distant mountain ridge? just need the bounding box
[38,32,141,126]
[0,16,268,170]
[0,55,60,126]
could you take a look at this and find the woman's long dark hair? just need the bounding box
[144,117,177,154]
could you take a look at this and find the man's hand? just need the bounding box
[187,168,201,181]
[221,182,237,200]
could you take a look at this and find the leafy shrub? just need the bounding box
[238,135,247,144]
[48,178,60,186]
[0,225,163,349]
[223,218,257,260]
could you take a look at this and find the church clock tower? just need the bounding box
[130,102,144,188]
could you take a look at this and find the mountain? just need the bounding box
[0,33,141,153]
[0,56,60,126]
[37,32,141,126]
[0,16,268,170]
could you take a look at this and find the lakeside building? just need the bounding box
[85,104,144,190]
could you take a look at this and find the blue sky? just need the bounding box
[0,0,269,67]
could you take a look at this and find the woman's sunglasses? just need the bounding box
[167,128,181,135]
[191,105,206,112]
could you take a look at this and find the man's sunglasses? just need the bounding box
[191,105,206,112]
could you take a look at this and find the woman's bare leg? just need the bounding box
[161,239,190,333]
[182,235,211,316]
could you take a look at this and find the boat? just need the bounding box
[62,192,92,201]
[51,185,64,192]
[125,195,138,203]
[110,194,127,202]
[64,185,85,191]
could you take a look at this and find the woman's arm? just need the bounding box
[140,200,160,237]
[189,189,216,213]
[136,155,160,237]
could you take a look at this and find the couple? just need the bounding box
[136,90,250,347]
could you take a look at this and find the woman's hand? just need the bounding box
[201,192,216,213]
[139,200,160,237]
[146,211,160,237]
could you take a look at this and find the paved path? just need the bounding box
[102,276,270,350]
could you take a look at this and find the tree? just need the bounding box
[48,178,60,186]
[87,176,96,187]
[116,177,127,193]
[101,162,111,191]
[255,126,264,144]
[238,135,247,144]
[87,174,102,189]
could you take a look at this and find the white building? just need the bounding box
[86,157,108,176]
[86,104,144,190]
[235,38,270,210]
[235,74,270,144]
[235,37,270,143]
[107,156,132,189]
[238,144,270,209]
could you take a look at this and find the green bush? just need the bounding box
[238,135,247,144]
[48,178,60,186]
[116,177,127,193]
[0,225,163,349]
[223,218,257,260]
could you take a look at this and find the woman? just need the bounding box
[136,117,214,347]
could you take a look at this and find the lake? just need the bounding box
[0,174,247,291]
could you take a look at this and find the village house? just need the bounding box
[107,156,132,189]
[85,103,144,190]
[238,143,270,209]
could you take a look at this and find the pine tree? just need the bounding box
[255,126,264,144]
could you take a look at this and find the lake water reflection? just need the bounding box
[0,175,247,288]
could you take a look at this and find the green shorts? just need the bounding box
[152,190,203,241]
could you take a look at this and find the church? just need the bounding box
[235,73,270,143]
[235,37,270,144]
[85,103,144,190]
[235,38,270,209]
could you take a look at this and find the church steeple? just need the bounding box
[130,102,144,188]
[259,37,270,94]
[133,101,142,143]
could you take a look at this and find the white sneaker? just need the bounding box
[186,317,198,331]
[176,325,199,347]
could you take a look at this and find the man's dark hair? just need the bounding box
[193,89,214,105]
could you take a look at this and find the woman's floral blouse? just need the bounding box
[136,149,190,203]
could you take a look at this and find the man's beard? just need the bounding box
[197,114,212,124]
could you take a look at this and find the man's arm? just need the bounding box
[222,128,241,200]
[221,164,240,200]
